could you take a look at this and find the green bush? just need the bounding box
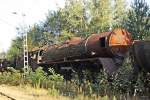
[0,67,22,85]
[107,57,134,95]
[26,67,47,88]
[0,64,148,98]
[48,68,64,82]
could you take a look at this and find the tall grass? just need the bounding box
[0,65,149,99]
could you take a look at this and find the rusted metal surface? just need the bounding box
[132,40,150,72]
[0,59,10,72]
[108,28,132,46]
[45,32,113,60]
[99,58,119,75]
[39,28,132,64]
[64,37,82,45]
[108,29,132,55]
[39,57,100,65]
[86,32,112,57]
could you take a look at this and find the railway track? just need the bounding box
[0,85,70,100]
[0,85,34,100]
[0,91,16,100]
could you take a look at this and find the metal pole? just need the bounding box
[23,30,29,73]
[12,12,29,74]
[22,13,29,74]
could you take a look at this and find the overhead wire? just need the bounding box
[0,17,16,28]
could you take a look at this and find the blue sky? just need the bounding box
[0,0,149,52]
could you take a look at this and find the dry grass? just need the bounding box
[0,84,144,100]
[0,84,118,100]
[0,84,70,100]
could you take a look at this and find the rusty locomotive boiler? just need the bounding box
[40,28,132,63]
[29,28,133,77]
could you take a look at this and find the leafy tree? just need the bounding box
[64,0,89,36]
[124,0,150,39]
[6,37,23,60]
[88,0,113,33]
[0,51,6,59]
[27,24,49,51]
[45,0,89,38]
[44,11,62,36]
[44,10,72,43]
[113,0,127,27]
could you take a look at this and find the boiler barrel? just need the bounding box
[41,28,132,63]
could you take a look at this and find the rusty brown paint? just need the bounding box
[85,32,112,57]
[132,40,150,72]
[39,28,132,64]
[108,28,132,46]
[108,28,132,55]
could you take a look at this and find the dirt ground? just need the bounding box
[0,84,69,100]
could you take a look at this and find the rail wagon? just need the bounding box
[132,40,150,72]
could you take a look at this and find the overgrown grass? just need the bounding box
[0,63,149,100]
